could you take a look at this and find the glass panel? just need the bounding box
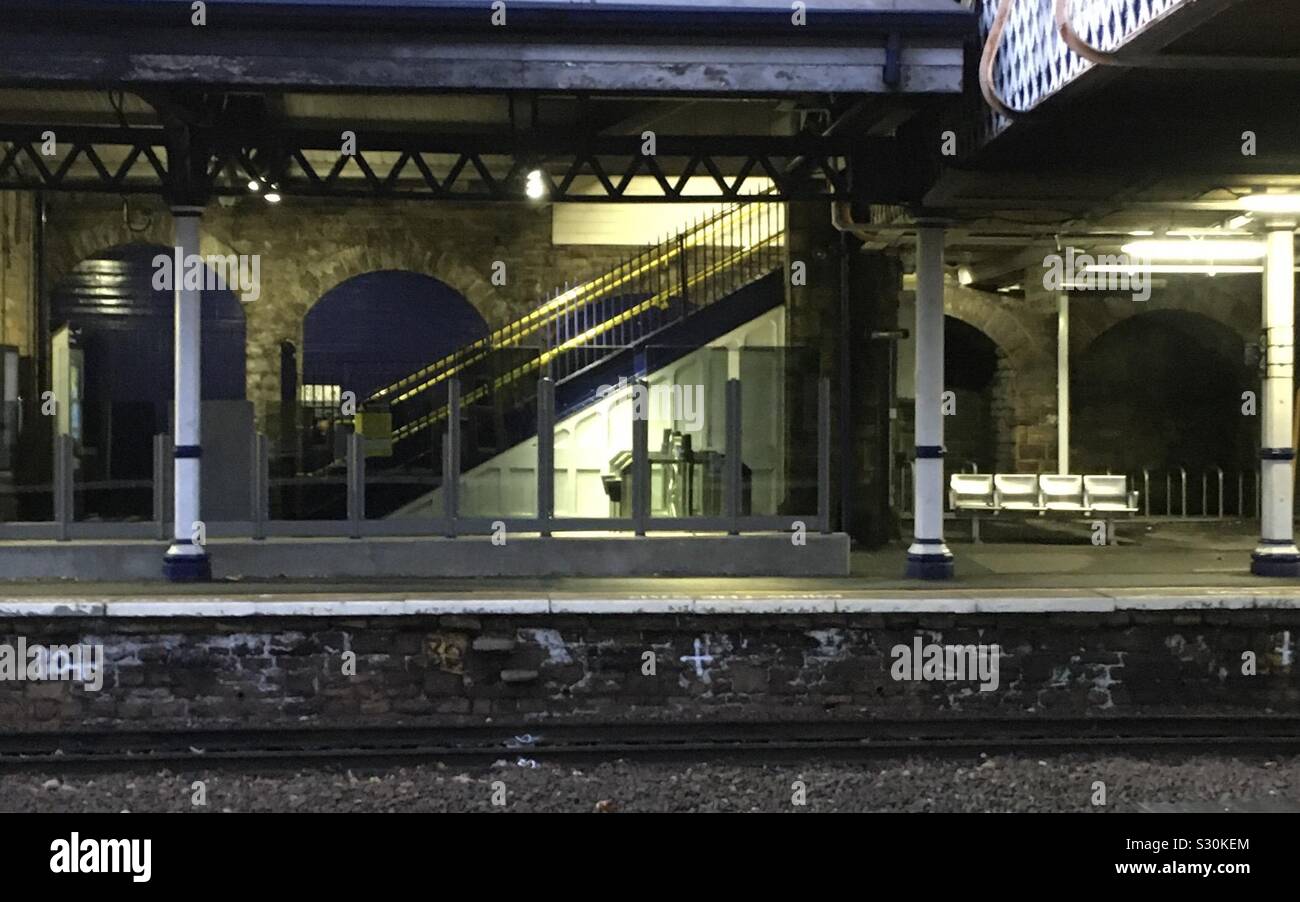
[454,346,539,522]
[5,399,53,523]
[738,344,820,519]
[260,398,346,522]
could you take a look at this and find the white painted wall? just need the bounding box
[399,304,786,518]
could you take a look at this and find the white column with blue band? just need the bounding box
[906,224,954,579]
[1252,224,1300,577]
[163,206,211,581]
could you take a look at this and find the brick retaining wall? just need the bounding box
[1,609,1296,730]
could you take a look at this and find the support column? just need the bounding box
[163,205,211,581]
[905,225,953,579]
[1252,224,1300,577]
[1057,291,1069,474]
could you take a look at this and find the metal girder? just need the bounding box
[0,125,859,201]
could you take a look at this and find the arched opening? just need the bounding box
[1073,310,1252,473]
[49,243,246,499]
[303,270,488,401]
[944,315,1003,473]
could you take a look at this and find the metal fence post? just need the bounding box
[724,378,742,535]
[153,433,171,540]
[631,378,649,536]
[817,376,831,533]
[537,377,555,537]
[347,431,364,538]
[251,433,269,540]
[443,377,461,537]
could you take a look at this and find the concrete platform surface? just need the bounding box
[0,523,1291,614]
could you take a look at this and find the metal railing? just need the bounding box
[1,376,832,541]
[359,201,785,453]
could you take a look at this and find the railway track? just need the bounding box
[1,716,1299,771]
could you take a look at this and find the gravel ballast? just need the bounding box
[4,753,1299,813]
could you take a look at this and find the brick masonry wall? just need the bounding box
[39,194,638,414]
[0,192,36,357]
[1,611,1296,731]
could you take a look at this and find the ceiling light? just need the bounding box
[957,266,973,286]
[264,191,282,204]
[247,179,261,193]
[1087,263,1261,275]
[525,169,546,200]
[1226,214,1253,230]
[1121,239,1265,261]
[1239,193,1300,214]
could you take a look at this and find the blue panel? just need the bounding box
[51,243,248,404]
[303,270,488,400]
[51,243,248,481]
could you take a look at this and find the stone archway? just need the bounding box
[943,315,1003,473]
[302,269,489,400]
[1073,309,1254,475]
[1068,273,1257,359]
[944,280,1058,473]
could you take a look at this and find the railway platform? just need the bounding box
[0,523,1294,736]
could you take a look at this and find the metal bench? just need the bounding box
[949,473,1140,542]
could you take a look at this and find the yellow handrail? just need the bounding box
[391,230,784,442]
[367,202,774,405]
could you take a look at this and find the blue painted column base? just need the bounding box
[163,550,212,582]
[905,551,955,580]
[1250,552,1300,578]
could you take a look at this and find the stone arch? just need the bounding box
[943,315,1003,473]
[43,197,173,292]
[208,215,503,412]
[944,280,1058,472]
[301,269,489,400]
[1073,308,1254,474]
[1068,273,1257,357]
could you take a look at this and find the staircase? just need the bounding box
[322,201,787,515]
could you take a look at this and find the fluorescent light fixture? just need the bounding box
[1126,230,1154,237]
[1086,264,1261,274]
[1239,193,1300,214]
[1227,214,1253,230]
[525,169,546,200]
[1121,239,1264,261]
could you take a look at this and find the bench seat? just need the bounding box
[948,473,1141,516]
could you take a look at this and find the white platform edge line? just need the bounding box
[0,592,1299,617]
